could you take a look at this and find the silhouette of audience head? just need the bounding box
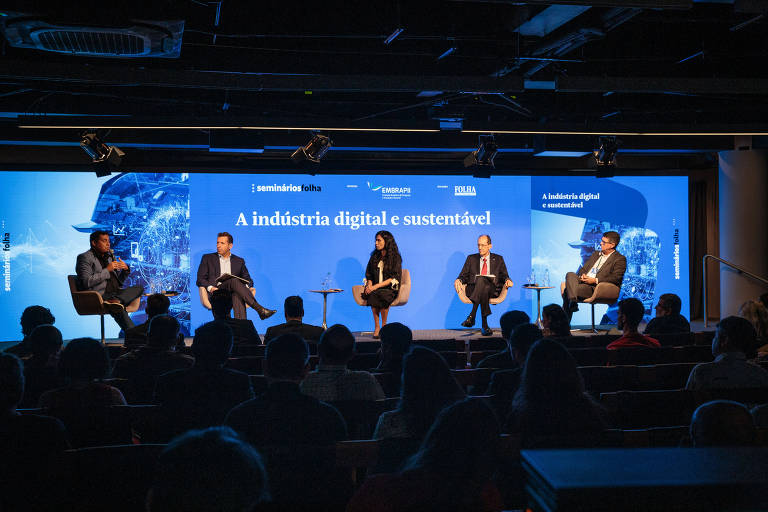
[617,298,645,332]
[405,397,500,483]
[0,353,24,413]
[759,292,768,311]
[713,316,757,358]
[60,338,111,383]
[318,324,355,365]
[510,338,605,445]
[751,403,768,428]
[690,400,756,447]
[147,426,269,512]
[541,304,570,337]
[509,323,543,363]
[27,324,63,364]
[499,310,530,342]
[284,295,304,320]
[399,346,465,439]
[210,289,234,319]
[20,305,55,338]
[738,299,768,342]
[191,321,233,367]
[655,293,682,317]
[147,315,182,350]
[145,293,171,319]
[265,333,310,381]
[379,322,412,363]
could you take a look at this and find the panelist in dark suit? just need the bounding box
[75,230,144,331]
[362,230,403,338]
[562,230,627,319]
[264,296,325,344]
[196,232,275,321]
[456,234,514,336]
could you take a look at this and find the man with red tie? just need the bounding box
[455,235,514,336]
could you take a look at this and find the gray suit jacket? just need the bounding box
[75,249,129,295]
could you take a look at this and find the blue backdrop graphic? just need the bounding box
[0,172,688,341]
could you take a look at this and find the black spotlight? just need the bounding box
[464,134,498,171]
[594,136,618,167]
[291,133,332,164]
[80,131,124,176]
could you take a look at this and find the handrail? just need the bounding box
[703,254,768,327]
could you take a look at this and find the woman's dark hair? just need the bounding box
[399,346,465,439]
[370,230,402,273]
[59,337,111,382]
[405,397,500,480]
[542,304,571,337]
[508,338,605,445]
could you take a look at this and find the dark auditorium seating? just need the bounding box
[451,368,492,392]
[230,344,265,357]
[469,337,507,351]
[62,444,165,512]
[44,405,159,448]
[330,400,381,440]
[601,388,768,429]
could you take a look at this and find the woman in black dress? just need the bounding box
[363,230,402,338]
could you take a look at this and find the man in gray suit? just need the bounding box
[562,230,627,320]
[76,230,144,331]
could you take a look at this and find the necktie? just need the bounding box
[481,258,487,275]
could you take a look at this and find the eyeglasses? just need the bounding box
[477,243,490,247]
[600,240,613,245]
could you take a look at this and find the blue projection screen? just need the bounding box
[0,172,688,341]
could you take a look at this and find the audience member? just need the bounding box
[686,316,768,390]
[606,298,660,349]
[301,324,384,401]
[147,426,269,512]
[154,321,253,437]
[0,353,69,510]
[4,305,55,357]
[20,324,63,408]
[113,315,194,403]
[751,403,768,428]
[759,292,768,312]
[264,295,325,343]
[124,293,170,347]
[738,299,768,353]
[643,293,691,335]
[690,400,756,447]
[374,322,412,397]
[476,310,530,369]
[541,304,572,338]
[506,338,608,448]
[39,338,126,408]
[210,289,261,345]
[226,333,347,445]
[374,346,464,440]
[349,398,503,512]
[485,323,543,421]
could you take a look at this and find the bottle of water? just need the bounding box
[528,269,536,286]
[321,272,331,290]
[543,269,550,287]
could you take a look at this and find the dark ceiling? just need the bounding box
[1,0,767,173]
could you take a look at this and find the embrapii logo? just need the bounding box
[367,181,411,200]
[252,183,321,192]
[454,185,476,196]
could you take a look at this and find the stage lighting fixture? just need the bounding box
[290,133,332,163]
[594,135,618,167]
[80,131,125,176]
[464,134,498,169]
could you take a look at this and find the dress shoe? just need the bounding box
[461,316,475,328]
[104,298,121,304]
[481,326,493,336]
[569,301,579,312]
[256,306,276,320]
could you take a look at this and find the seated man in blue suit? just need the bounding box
[196,232,275,321]
[75,230,144,331]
